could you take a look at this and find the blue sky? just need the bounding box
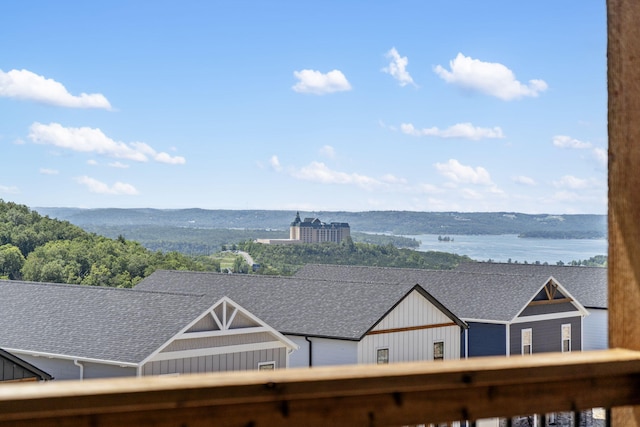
[0,1,607,214]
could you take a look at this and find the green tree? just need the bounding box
[0,244,25,279]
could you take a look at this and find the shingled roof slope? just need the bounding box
[454,262,607,309]
[294,264,576,322]
[0,280,213,364]
[136,270,464,340]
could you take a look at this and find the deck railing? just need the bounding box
[0,349,639,426]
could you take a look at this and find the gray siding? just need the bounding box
[467,322,507,357]
[519,302,579,316]
[583,308,608,350]
[0,358,40,381]
[509,316,582,355]
[142,347,286,375]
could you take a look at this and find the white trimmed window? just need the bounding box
[376,348,389,364]
[258,361,275,370]
[562,324,572,352]
[521,328,532,355]
[433,341,444,361]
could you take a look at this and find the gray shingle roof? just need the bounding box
[0,280,213,364]
[453,262,607,309]
[293,264,583,322]
[135,270,465,340]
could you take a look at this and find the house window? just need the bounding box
[376,348,389,364]
[521,329,532,355]
[562,324,571,352]
[433,341,444,361]
[258,361,275,370]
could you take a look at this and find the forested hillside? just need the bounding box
[0,200,219,286]
[36,207,607,237]
[239,238,471,275]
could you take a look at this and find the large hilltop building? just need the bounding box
[256,212,350,245]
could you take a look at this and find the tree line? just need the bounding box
[239,237,471,276]
[0,200,219,287]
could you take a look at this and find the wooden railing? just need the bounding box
[0,349,639,426]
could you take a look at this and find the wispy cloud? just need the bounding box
[553,175,593,190]
[552,135,592,149]
[0,184,19,194]
[108,161,130,169]
[75,176,138,195]
[39,168,59,175]
[291,161,380,190]
[292,69,352,95]
[0,69,112,109]
[28,122,186,164]
[435,159,493,185]
[319,145,336,158]
[382,48,416,87]
[513,175,536,186]
[400,122,504,140]
[434,53,548,101]
[269,155,282,171]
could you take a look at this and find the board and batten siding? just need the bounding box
[358,289,461,364]
[141,347,287,376]
[583,308,608,350]
[509,316,582,355]
[285,336,358,368]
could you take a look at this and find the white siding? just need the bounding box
[358,290,461,364]
[369,290,453,332]
[583,308,608,350]
[285,335,358,368]
[358,325,460,364]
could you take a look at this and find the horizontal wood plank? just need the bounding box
[0,349,639,426]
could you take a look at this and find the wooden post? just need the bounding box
[607,0,640,424]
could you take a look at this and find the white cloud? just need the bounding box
[75,176,139,195]
[0,69,111,109]
[108,161,129,169]
[292,161,381,190]
[28,122,186,164]
[513,175,536,186]
[319,145,336,158]
[87,159,98,166]
[381,173,407,185]
[0,184,19,194]
[382,48,416,87]
[401,122,504,140]
[435,159,493,185]
[593,147,607,166]
[553,175,591,190]
[552,135,592,149]
[269,155,282,171]
[433,53,548,101]
[292,69,352,95]
[39,168,59,175]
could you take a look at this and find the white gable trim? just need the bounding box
[176,326,271,339]
[511,311,584,324]
[140,296,298,366]
[462,318,509,325]
[148,341,286,362]
[510,276,590,323]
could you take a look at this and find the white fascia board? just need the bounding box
[511,311,584,324]
[176,326,271,339]
[147,341,288,362]
[4,348,138,368]
[462,318,509,325]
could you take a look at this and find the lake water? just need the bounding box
[411,234,607,264]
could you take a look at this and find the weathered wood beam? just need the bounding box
[608,0,640,424]
[0,349,639,427]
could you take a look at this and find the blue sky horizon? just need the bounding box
[1,1,607,214]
